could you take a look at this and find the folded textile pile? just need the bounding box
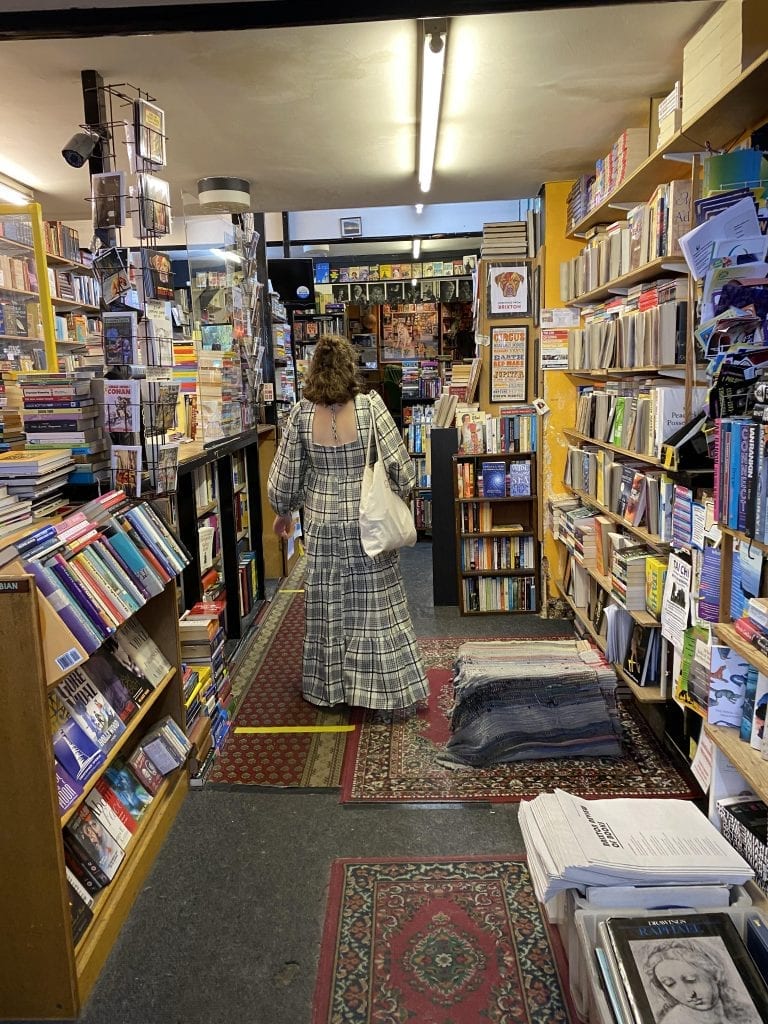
[438,638,622,767]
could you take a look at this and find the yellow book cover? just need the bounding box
[645,555,667,617]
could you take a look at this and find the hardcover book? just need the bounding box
[84,788,133,849]
[604,913,768,1024]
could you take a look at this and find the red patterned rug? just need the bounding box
[340,637,701,804]
[313,856,578,1024]
[209,588,350,788]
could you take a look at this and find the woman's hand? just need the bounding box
[273,513,294,539]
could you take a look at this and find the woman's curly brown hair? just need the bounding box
[302,333,362,405]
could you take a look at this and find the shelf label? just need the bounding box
[0,579,29,593]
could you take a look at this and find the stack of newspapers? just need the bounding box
[520,789,754,903]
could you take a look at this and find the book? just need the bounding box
[94,777,139,834]
[55,758,83,814]
[65,804,124,885]
[55,664,126,753]
[65,868,94,943]
[103,761,153,821]
[604,912,768,1024]
[127,745,164,794]
[508,461,531,496]
[84,788,133,849]
[82,653,139,724]
[103,379,141,434]
[48,690,106,784]
[481,461,506,498]
[102,311,138,365]
[91,170,126,231]
[110,445,142,497]
[109,618,172,689]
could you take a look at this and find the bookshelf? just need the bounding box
[175,428,266,652]
[567,49,768,237]
[0,202,57,371]
[0,521,187,1018]
[453,452,539,615]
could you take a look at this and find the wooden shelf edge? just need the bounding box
[562,427,661,466]
[564,255,687,307]
[554,578,665,702]
[566,484,667,550]
[704,721,768,803]
[460,568,537,577]
[718,524,768,553]
[60,667,177,828]
[74,769,187,1005]
[713,622,768,676]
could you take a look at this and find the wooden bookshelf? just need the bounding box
[454,452,539,615]
[704,721,768,803]
[568,50,768,237]
[0,573,186,1018]
[713,622,768,677]
[564,255,687,307]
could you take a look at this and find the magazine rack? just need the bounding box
[0,569,186,1018]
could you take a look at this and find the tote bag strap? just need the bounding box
[365,393,381,468]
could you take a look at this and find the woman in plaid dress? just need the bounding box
[267,334,429,710]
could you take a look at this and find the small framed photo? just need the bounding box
[134,98,166,167]
[349,282,368,303]
[487,262,530,317]
[340,216,362,237]
[385,281,404,302]
[332,284,350,302]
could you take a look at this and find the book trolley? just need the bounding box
[0,521,187,1018]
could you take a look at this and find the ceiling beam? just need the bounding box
[0,0,689,43]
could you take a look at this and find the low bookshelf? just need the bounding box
[453,451,539,615]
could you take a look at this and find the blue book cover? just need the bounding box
[49,692,106,784]
[56,664,127,753]
[481,461,506,498]
[740,665,760,741]
[728,419,742,529]
[105,525,164,597]
[55,758,83,814]
[508,461,532,497]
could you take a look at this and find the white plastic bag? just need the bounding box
[359,395,417,558]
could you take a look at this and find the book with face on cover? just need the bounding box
[603,913,768,1024]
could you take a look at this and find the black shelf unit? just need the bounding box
[430,427,459,606]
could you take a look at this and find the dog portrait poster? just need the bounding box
[487,263,529,316]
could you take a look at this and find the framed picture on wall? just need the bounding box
[332,284,350,302]
[532,265,541,328]
[486,262,529,317]
[490,325,528,403]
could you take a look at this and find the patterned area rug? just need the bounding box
[312,856,577,1024]
[209,579,350,788]
[340,637,701,804]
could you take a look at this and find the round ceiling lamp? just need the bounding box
[303,244,330,257]
[197,176,251,213]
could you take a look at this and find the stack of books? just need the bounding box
[0,372,24,450]
[480,221,528,259]
[611,544,652,610]
[179,608,231,718]
[0,482,33,540]
[0,448,73,520]
[19,373,108,490]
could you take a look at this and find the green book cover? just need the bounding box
[611,397,626,446]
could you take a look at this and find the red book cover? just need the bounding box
[127,747,164,795]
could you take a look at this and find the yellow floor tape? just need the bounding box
[235,725,355,734]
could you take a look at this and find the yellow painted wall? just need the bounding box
[540,181,583,598]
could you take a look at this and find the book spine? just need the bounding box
[70,553,126,626]
[47,554,115,638]
[22,558,102,652]
[63,843,105,894]
[95,534,151,603]
[62,832,109,888]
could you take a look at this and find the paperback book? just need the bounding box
[102,311,138,365]
[55,664,126,753]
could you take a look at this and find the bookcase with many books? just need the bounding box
[0,491,191,1018]
[453,407,538,614]
[552,25,768,794]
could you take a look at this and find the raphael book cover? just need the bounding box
[605,913,768,1024]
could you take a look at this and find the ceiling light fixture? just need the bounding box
[412,238,421,259]
[415,203,424,214]
[417,18,448,194]
[198,176,251,213]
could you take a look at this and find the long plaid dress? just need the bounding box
[267,391,429,710]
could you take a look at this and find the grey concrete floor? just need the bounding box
[18,542,574,1024]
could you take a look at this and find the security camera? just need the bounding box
[61,130,102,169]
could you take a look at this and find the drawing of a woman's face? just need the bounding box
[653,958,717,1011]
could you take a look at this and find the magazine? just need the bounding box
[111,445,142,497]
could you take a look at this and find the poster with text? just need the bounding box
[490,326,528,403]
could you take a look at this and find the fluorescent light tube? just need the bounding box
[0,182,31,205]
[412,238,421,259]
[418,26,447,194]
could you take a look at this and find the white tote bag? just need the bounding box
[359,394,417,558]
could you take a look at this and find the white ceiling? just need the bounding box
[0,2,717,226]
